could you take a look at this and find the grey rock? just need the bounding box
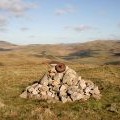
[62,68,78,86]
[59,85,67,96]
[71,92,84,101]
[27,86,36,93]
[20,91,28,98]
[40,85,49,92]
[40,74,49,86]
[85,80,94,89]
[90,86,100,95]
[54,72,64,81]
[78,79,86,89]
[67,86,78,95]
[61,96,68,103]
[107,103,118,113]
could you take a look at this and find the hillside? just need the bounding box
[0,40,120,120]
[1,40,119,65]
[0,41,18,51]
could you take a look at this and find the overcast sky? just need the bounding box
[0,0,120,44]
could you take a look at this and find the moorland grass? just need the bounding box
[0,58,120,120]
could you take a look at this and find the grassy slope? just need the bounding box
[0,40,120,120]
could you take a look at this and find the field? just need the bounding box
[0,40,120,120]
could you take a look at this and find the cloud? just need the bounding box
[28,35,36,38]
[0,15,7,27]
[0,0,37,17]
[64,24,93,32]
[118,23,120,28]
[0,0,37,32]
[55,6,75,15]
[20,27,29,31]
[0,15,8,32]
[109,34,120,39]
[56,36,69,40]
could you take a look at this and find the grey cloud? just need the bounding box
[65,25,93,32]
[28,35,36,38]
[21,27,29,31]
[55,6,75,15]
[118,23,120,28]
[0,15,7,27]
[0,0,37,17]
[0,15,8,32]
[109,34,120,39]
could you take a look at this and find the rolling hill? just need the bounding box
[0,40,120,120]
[0,40,120,65]
[0,41,18,51]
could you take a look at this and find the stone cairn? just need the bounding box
[20,63,101,103]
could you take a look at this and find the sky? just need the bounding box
[0,0,120,44]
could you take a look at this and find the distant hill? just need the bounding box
[0,40,119,65]
[0,41,18,51]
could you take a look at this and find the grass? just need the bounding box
[0,55,120,120]
[0,40,120,119]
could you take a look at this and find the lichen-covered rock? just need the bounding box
[20,63,101,103]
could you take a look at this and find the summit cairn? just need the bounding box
[20,63,101,103]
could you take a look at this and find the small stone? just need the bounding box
[27,84,40,95]
[59,85,67,96]
[81,95,90,101]
[41,91,47,96]
[107,103,118,113]
[67,86,78,95]
[48,66,57,79]
[20,91,28,98]
[85,80,94,89]
[78,76,82,80]
[40,85,49,92]
[47,91,53,97]
[52,85,60,92]
[35,84,42,90]
[60,85,67,91]
[61,96,68,103]
[71,92,84,101]
[27,86,35,93]
[78,79,86,89]
[84,87,91,96]
[54,72,64,81]
[90,86,100,95]
[51,79,60,87]
[40,74,49,86]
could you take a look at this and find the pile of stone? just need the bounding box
[20,63,101,103]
